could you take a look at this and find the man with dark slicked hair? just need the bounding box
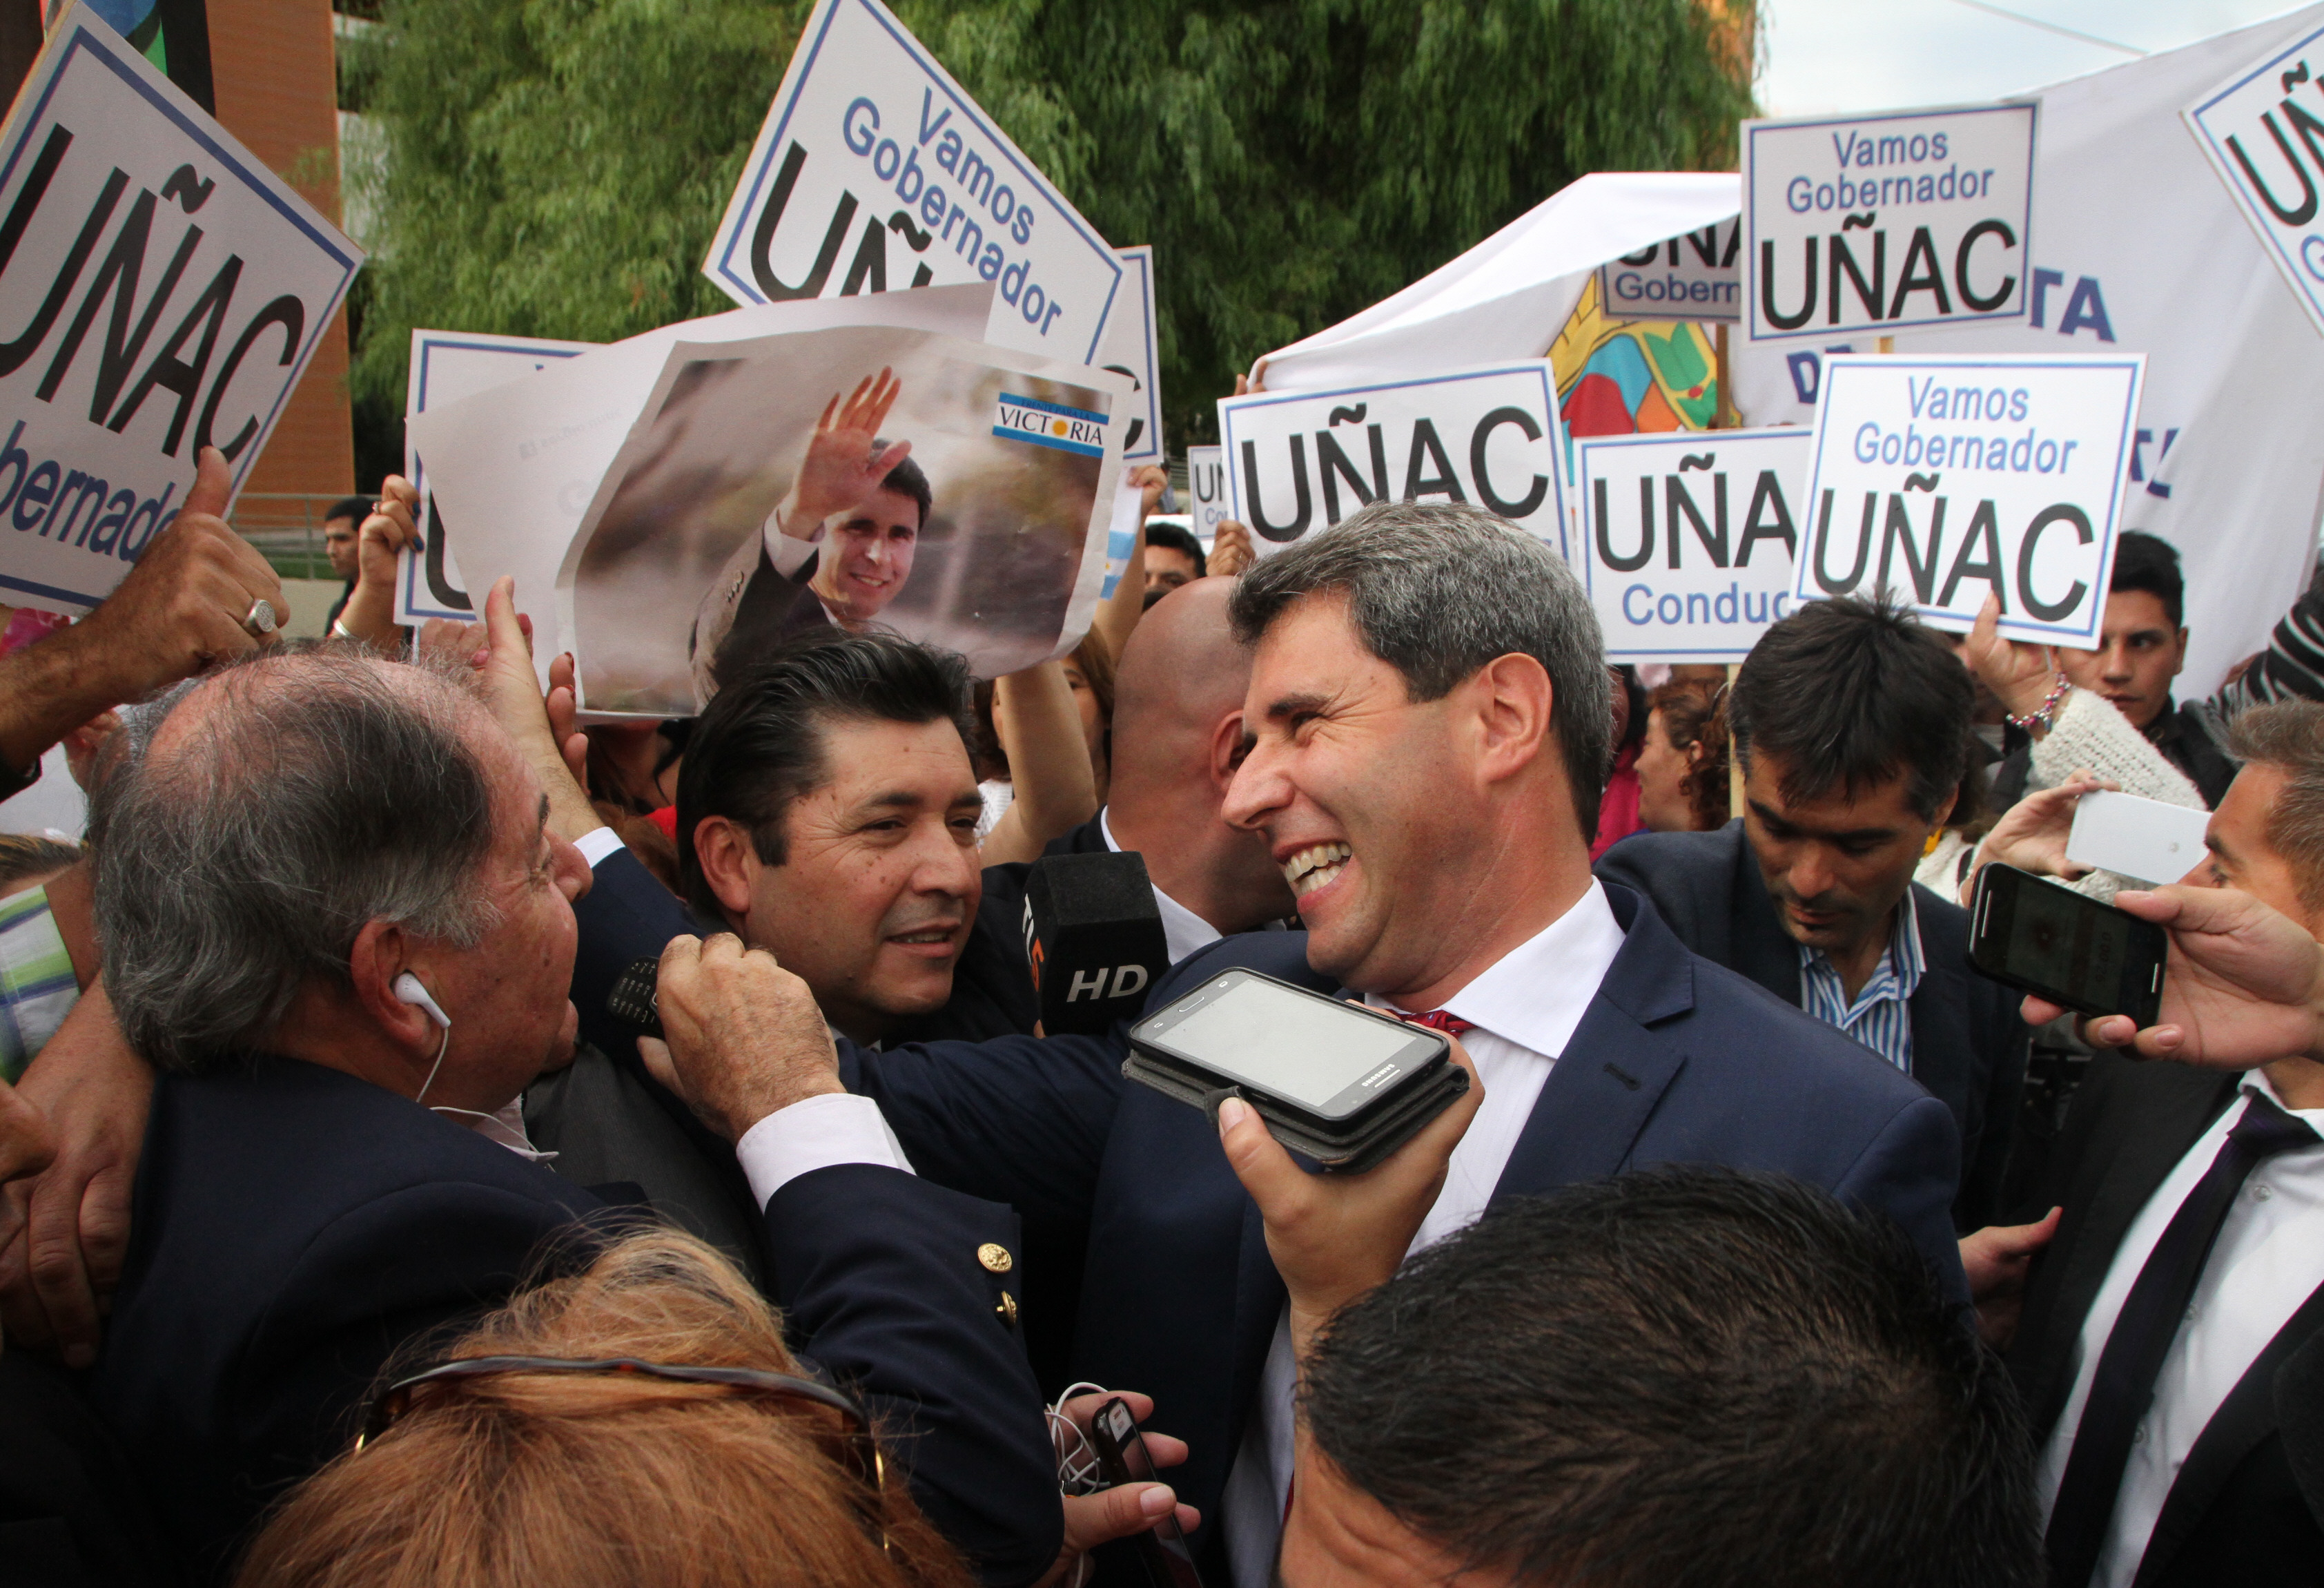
[1600,594,2027,1230]
[1279,1169,2042,1588]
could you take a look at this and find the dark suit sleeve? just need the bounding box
[1830,1092,1972,1305]
[767,1164,1060,1587]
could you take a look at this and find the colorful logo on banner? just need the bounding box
[995,392,1107,456]
[1550,275,1725,443]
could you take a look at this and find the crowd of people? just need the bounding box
[1,429,2323,1588]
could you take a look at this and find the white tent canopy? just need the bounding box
[1253,172,1739,394]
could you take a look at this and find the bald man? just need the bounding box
[984,580,1293,962]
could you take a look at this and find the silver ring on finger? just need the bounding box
[242,598,279,638]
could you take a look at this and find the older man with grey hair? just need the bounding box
[808,498,1970,1586]
[72,635,1065,1587]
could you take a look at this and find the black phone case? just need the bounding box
[1122,1049,1470,1173]
[1970,866,2166,1027]
[605,956,663,1038]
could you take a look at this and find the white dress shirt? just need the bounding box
[2035,1071,2324,1588]
[1222,881,1628,1588]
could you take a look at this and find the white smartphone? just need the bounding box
[2067,791,2213,885]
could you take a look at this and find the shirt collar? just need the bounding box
[1377,880,1627,1059]
[2240,1067,2324,1132]
[1099,806,1225,965]
[1800,887,1927,1003]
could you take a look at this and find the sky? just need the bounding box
[1758,0,2315,115]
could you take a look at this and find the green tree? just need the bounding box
[349,0,1752,456]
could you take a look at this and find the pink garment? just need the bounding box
[0,606,70,658]
[1590,739,1642,861]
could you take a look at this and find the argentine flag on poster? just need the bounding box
[995,392,1108,457]
[1097,477,1142,599]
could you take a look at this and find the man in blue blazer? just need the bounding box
[783,505,1969,1588]
[74,641,1060,1587]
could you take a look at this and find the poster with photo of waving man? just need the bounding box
[558,322,1132,716]
[0,2,361,614]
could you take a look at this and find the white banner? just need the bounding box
[1099,244,1161,462]
[1744,103,2035,343]
[1795,354,2145,644]
[1733,6,2324,692]
[0,3,361,614]
[1579,427,1808,663]
[2185,21,2324,340]
[1219,363,1565,558]
[1596,217,1739,323]
[1185,443,1227,545]
[398,329,594,625]
[701,0,1123,364]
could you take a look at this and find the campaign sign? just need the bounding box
[1744,104,2035,343]
[1186,443,1227,543]
[2185,23,2324,341]
[702,0,1124,364]
[1098,244,1161,461]
[0,3,361,613]
[1794,354,2145,644]
[1596,217,1740,323]
[398,329,594,624]
[1579,427,1809,662]
[1220,363,1565,558]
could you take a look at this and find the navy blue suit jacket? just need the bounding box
[1595,822,2028,1229]
[843,884,1966,1551]
[86,1055,1059,1586]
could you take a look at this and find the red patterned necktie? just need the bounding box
[1407,1009,1474,1036]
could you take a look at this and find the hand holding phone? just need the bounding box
[1086,1397,1206,1588]
[1971,864,2167,1027]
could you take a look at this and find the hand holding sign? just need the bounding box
[79,445,284,683]
[779,367,914,539]
[1965,591,2060,724]
[336,475,420,649]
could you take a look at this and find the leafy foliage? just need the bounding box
[350,0,1754,452]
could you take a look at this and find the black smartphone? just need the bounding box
[1124,968,1465,1172]
[605,956,662,1038]
[1971,863,2167,1027]
[1086,1397,1204,1588]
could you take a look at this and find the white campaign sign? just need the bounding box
[398,329,594,625]
[1795,354,2145,643]
[1579,427,1808,662]
[1185,443,1227,544]
[1744,104,2035,342]
[1595,216,1739,323]
[702,0,1123,364]
[0,4,361,614]
[2185,22,2324,340]
[1098,244,1161,461]
[1220,364,1565,558]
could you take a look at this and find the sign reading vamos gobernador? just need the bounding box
[0,3,361,614]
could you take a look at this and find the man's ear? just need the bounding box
[1471,652,1554,784]
[1207,710,1247,794]
[346,920,436,1056]
[692,815,763,920]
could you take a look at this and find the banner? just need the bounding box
[1744,103,2034,342]
[1579,427,1808,662]
[1219,363,1565,559]
[1793,354,2145,644]
[701,0,1123,364]
[398,329,594,625]
[1732,6,2324,691]
[2185,20,2324,340]
[1185,443,1227,545]
[1595,217,1739,324]
[1100,244,1161,462]
[556,325,1131,715]
[0,3,361,614]
[404,283,995,682]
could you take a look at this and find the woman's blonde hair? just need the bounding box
[234,1229,974,1588]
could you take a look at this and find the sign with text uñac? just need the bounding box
[702,0,1124,364]
[1579,427,1808,662]
[1793,354,2145,645]
[1185,443,1227,543]
[0,3,361,614]
[1596,217,1740,324]
[1219,363,1565,558]
[2185,19,2324,340]
[1744,104,2035,342]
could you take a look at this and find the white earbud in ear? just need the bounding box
[393,972,451,1030]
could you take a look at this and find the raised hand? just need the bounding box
[1963,770,2118,901]
[780,369,912,537]
[333,475,422,648]
[637,933,842,1143]
[1966,592,2062,726]
[1208,521,1255,579]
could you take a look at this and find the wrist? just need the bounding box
[2005,675,2071,738]
[724,1073,846,1142]
[773,495,824,543]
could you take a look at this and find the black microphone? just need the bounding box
[1022,851,1170,1035]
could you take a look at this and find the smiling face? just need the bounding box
[2059,590,2186,732]
[717,715,982,1042]
[812,484,921,624]
[1223,594,1491,998]
[1743,749,1949,976]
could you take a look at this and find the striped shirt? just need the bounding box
[0,885,78,1083]
[1797,890,1924,1074]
